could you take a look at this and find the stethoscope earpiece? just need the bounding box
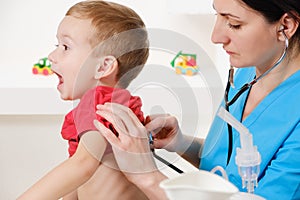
[279,25,289,49]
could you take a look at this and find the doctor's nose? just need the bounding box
[211,22,230,45]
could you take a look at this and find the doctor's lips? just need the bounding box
[225,50,236,55]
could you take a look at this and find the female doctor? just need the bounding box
[93,0,300,199]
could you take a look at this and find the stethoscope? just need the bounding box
[149,132,184,173]
[224,28,289,165]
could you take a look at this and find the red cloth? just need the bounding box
[61,86,144,157]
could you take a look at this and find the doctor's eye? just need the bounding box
[227,22,241,30]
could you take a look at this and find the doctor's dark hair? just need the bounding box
[66,0,149,88]
[241,0,300,52]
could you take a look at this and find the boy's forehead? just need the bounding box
[57,16,94,41]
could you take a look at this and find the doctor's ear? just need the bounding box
[94,55,118,79]
[278,13,299,41]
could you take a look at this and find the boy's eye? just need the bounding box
[54,44,69,51]
[63,45,69,51]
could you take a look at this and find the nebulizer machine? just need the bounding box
[217,107,261,193]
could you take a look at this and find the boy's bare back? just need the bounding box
[78,154,148,200]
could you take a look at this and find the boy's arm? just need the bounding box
[17,131,107,200]
[62,190,78,200]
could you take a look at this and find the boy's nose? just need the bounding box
[48,49,59,72]
[48,51,55,64]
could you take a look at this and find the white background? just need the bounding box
[0,0,229,199]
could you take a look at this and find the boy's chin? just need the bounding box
[60,93,74,101]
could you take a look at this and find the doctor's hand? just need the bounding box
[93,103,157,175]
[144,114,184,153]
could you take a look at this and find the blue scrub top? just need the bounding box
[200,67,300,199]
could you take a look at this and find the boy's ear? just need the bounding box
[94,55,118,80]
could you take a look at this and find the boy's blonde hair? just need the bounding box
[66,0,149,88]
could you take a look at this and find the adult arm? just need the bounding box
[177,136,203,168]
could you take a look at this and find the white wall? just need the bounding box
[0,115,67,199]
[0,0,229,198]
[0,0,228,88]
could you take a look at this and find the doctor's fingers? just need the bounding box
[95,109,145,151]
[96,103,148,139]
[93,119,121,147]
[145,114,178,137]
[96,108,129,137]
[145,113,171,125]
[93,119,153,167]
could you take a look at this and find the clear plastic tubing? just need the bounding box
[217,107,261,193]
